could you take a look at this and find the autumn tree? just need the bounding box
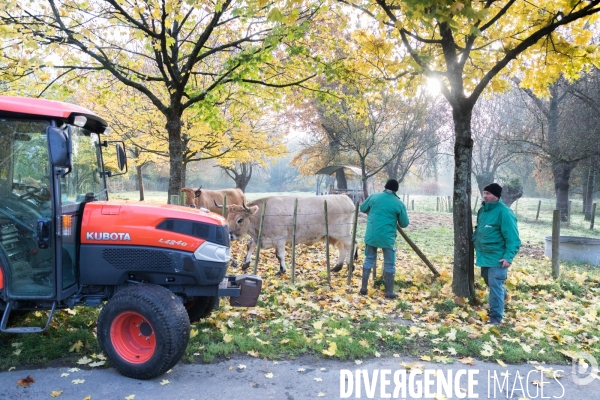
[341,0,600,298]
[0,0,326,201]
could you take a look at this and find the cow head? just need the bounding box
[224,202,260,240]
[194,186,202,198]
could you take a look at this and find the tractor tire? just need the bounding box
[184,296,216,322]
[97,284,190,380]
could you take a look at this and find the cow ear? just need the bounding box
[249,205,259,215]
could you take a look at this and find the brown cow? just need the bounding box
[221,195,356,275]
[181,187,245,215]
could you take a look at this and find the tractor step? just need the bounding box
[0,301,57,333]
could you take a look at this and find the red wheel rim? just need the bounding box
[110,311,156,364]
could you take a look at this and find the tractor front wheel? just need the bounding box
[97,284,190,380]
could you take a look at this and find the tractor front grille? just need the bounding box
[102,248,173,270]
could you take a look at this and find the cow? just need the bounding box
[181,187,246,215]
[220,195,357,275]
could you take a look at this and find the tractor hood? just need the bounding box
[80,201,229,251]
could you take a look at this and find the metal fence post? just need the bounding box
[222,194,227,217]
[170,195,179,205]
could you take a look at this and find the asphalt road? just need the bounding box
[1,354,598,400]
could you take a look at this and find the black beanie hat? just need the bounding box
[384,179,399,192]
[483,183,502,198]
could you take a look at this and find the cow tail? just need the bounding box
[354,242,359,260]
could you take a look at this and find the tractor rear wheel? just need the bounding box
[184,296,216,322]
[97,284,190,380]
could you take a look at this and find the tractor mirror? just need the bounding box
[47,126,71,168]
[116,143,127,171]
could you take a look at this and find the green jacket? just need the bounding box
[360,190,409,249]
[473,199,521,267]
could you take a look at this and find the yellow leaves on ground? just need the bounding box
[50,390,63,397]
[322,341,337,356]
[69,341,84,353]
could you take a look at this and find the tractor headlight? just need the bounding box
[193,242,231,263]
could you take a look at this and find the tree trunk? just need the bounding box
[584,155,598,220]
[451,106,475,300]
[552,160,577,221]
[136,164,145,201]
[475,172,494,197]
[235,163,252,192]
[181,162,187,189]
[166,114,184,203]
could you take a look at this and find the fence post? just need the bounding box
[536,200,541,221]
[552,210,560,279]
[180,191,186,205]
[291,198,298,284]
[169,195,179,205]
[324,200,330,285]
[411,199,414,211]
[253,201,267,275]
[591,203,597,230]
[514,199,518,217]
[222,194,227,217]
[347,202,360,286]
[407,194,410,209]
[436,197,439,212]
[447,196,452,212]
[567,200,572,224]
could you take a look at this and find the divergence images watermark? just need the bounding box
[339,352,598,399]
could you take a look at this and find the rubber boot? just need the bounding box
[384,272,398,299]
[359,268,370,295]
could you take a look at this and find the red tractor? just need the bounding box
[0,96,261,379]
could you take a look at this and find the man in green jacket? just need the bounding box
[473,183,521,326]
[359,179,409,298]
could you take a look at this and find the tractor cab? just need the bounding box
[0,96,124,322]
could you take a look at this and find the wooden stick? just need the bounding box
[253,201,267,275]
[536,200,541,221]
[347,202,360,286]
[291,198,298,284]
[397,224,440,277]
[324,200,330,285]
[552,210,560,279]
[170,195,179,205]
[222,193,227,217]
[591,203,597,230]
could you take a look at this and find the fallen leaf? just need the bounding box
[322,342,337,356]
[17,376,35,387]
[317,393,325,397]
[355,360,362,365]
[89,361,105,368]
[72,379,85,384]
[458,357,475,366]
[421,355,431,361]
[77,357,92,365]
[265,372,273,379]
[497,359,507,367]
[50,390,63,397]
[314,377,322,382]
[238,364,247,370]
[60,373,69,377]
[298,368,306,372]
[190,329,198,339]
[125,395,135,400]
[247,350,260,358]
[223,334,233,343]
[8,367,15,371]
[159,379,169,385]
[69,341,84,353]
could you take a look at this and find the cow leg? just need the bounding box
[330,238,347,273]
[242,239,256,270]
[275,243,287,275]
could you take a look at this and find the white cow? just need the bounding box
[222,195,357,275]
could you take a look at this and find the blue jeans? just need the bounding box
[481,267,508,321]
[363,245,396,274]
